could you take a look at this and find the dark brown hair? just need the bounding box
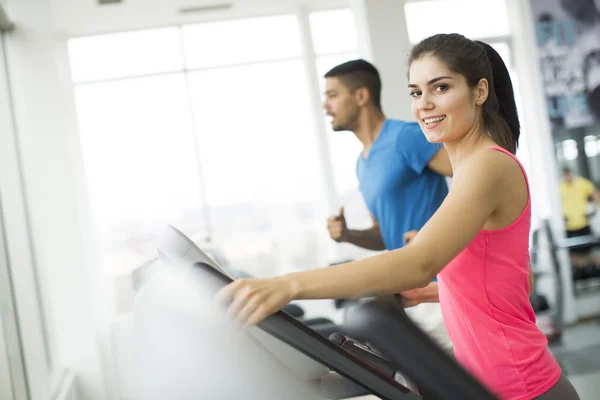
[325,59,382,110]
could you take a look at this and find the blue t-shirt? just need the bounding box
[357,118,448,254]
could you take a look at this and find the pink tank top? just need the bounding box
[438,146,562,400]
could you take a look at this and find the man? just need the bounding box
[323,59,454,352]
[559,166,600,268]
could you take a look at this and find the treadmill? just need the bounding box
[148,225,498,400]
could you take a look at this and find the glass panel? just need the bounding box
[528,0,600,294]
[404,0,509,44]
[562,139,579,161]
[68,27,184,83]
[309,8,358,55]
[187,60,329,277]
[585,135,598,158]
[74,74,206,314]
[181,14,302,69]
[585,135,600,184]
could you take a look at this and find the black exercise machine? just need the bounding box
[153,225,497,399]
[195,260,498,400]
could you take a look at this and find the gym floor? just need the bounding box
[550,318,600,400]
[355,318,600,400]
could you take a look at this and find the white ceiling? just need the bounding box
[48,0,347,37]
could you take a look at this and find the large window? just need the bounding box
[310,9,378,261]
[404,0,510,44]
[68,10,357,316]
[181,15,303,67]
[74,73,205,313]
[68,27,184,83]
[182,15,328,278]
[186,60,327,277]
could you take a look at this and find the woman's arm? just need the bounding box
[219,151,510,326]
[287,152,505,300]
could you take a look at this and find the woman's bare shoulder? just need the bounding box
[454,146,519,181]
[452,147,526,213]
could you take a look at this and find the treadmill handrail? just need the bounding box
[558,234,600,250]
[343,297,499,400]
[194,262,418,400]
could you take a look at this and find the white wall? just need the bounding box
[1,18,55,400]
[0,316,15,400]
[0,18,29,400]
[3,0,112,399]
[351,0,413,121]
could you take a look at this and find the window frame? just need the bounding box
[67,7,356,280]
[0,25,63,400]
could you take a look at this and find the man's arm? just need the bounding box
[427,147,453,177]
[592,190,600,205]
[582,178,600,205]
[345,214,387,251]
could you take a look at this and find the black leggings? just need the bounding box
[420,374,579,400]
[534,374,580,400]
[567,226,593,256]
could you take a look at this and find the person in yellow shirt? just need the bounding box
[559,167,600,267]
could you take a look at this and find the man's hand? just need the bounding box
[327,207,348,242]
[399,288,422,307]
[399,282,439,308]
[403,230,419,245]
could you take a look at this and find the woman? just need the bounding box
[217,33,579,400]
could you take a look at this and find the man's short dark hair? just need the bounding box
[563,166,572,174]
[324,59,382,110]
